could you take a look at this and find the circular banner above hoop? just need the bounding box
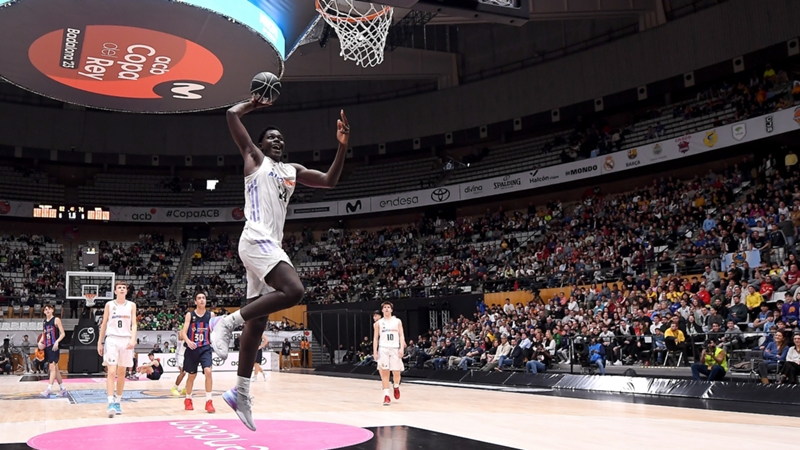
[0,0,286,113]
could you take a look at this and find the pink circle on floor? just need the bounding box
[28,420,374,450]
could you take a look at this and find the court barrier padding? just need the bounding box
[314,365,800,405]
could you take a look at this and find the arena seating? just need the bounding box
[0,234,64,311]
[321,157,441,201]
[0,166,66,203]
[78,173,193,206]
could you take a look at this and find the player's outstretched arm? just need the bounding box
[226,99,269,175]
[292,110,349,188]
[97,302,110,357]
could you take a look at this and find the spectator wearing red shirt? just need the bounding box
[779,264,800,296]
[696,285,711,305]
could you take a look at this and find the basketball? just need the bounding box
[250,72,281,105]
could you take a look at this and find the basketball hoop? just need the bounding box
[315,0,393,68]
[84,294,97,308]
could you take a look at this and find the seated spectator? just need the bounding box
[525,343,552,374]
[0,343,11,375]
[757,330,788,385]
[691,339,727,381]
[588,338,606,375]
[780,333,800,384]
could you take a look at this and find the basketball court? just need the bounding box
[0,0,796,449]
[0,370,798,450]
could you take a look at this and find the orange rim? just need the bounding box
[316,0,392,24]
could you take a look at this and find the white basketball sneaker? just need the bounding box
[210,314,235,360]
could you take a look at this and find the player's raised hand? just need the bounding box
[336,109,350,145]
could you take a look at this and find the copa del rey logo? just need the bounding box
[732,123,746,141]
[675,135,691,153]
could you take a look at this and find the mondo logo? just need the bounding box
[565,165,597,176]
[430,188,451,203]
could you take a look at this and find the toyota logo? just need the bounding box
[261,358,267,365]
[430,188,451,203]
[212,357,223,366]
[167,358,176,367]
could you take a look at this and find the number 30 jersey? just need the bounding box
[106,300,134,338]
[186,310,211,348]
[378,317,401,349]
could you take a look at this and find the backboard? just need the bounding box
[66,271,115,302]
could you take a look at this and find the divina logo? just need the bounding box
[379,196,418,208]
[565,165,597,176]
[463,185,483,194]
[345,200,362,213]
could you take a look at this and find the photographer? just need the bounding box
[691,339,727,381]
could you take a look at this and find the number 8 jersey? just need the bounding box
[378,317,401,349]
[107,300,134,337]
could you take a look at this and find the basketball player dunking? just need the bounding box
[211,98,349,431]
[181,292,215,413]
[97,281,137,418]
[374,301,405,405]
[40,304,67,398]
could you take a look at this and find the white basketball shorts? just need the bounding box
[104,335,134,368]
[239,232,294,299]
[378,347,403,371]
[175,344,185,369]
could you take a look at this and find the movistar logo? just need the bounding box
[345,200,362,213]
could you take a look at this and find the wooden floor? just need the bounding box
[1,370,799,449]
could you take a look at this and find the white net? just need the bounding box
[316,0,393,68]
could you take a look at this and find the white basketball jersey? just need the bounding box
[378,317,401,349]
[243,158,296,244]
[106,300,134,338]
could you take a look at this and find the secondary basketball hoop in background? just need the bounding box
[316,0,394,68]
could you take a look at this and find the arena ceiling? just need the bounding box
[0,1,693,112]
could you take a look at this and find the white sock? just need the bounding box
[48,384,53,391]
[107,396,114,404]
[236,376,250,397]
[173,384,179,390]
[205,392,212,400]
[185,393,192,399]
[383,389,390,396]
[229,311,245,327]
[393,383,400,388]
[58,383,64,391]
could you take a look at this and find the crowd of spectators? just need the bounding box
[0,234,64,306]
[94,234,183,301]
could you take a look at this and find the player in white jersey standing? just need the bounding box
[212,97,349,431]
[97,281,137,418]
[374,301,406,406]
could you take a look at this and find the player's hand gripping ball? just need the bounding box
[250,72,281,105]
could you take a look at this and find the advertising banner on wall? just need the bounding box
[139,351,276,373]
[109,206,246,223]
